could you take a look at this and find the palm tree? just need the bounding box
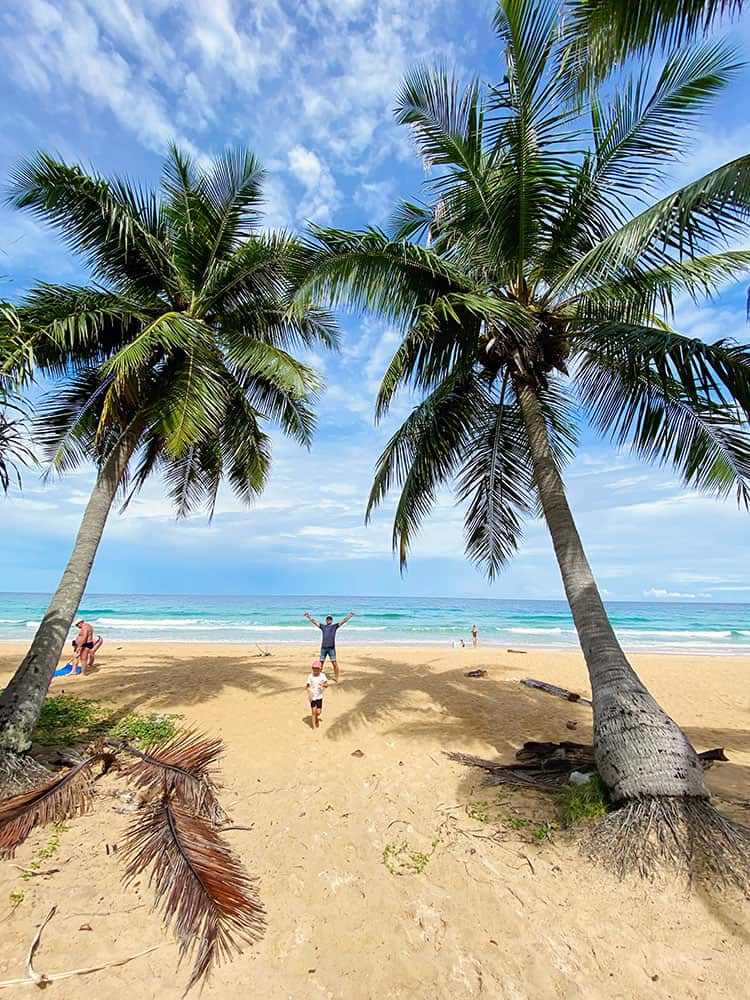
[0,146,336,764]
[304,0,750,880]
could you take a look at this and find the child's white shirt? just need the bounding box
[307,672,328,699]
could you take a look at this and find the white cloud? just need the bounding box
[288,145,340,223]
[643,588,712,600]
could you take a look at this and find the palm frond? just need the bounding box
[0,399,36,492]
[554,155,750,293]
[0,758,101,857]
[111,731,226,825]
[8,153,175,297]
[456,378,535,576]
[575,250,750,322]
[303,226,474,328]
[124,799,265,991]
[219,395,272,505]
[367,366,483,569]
[576,322,750,416]
[567,0,744,79]
[34,368,114,472]
[542,41,740,280]
[577,350,750,504]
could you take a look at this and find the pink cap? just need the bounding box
[312,659,322,669]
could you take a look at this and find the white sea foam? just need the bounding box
[619,629,732,639]
[499,626,567,634]
[94,617,204,627]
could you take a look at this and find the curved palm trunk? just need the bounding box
[516,384,707,802]
[0,436,135,755]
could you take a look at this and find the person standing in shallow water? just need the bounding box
[472,625,478,648]
[303,610,355,682]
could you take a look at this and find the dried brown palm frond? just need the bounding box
[108,730,227,824]
[124,797,265,992]
[0,756,102,857]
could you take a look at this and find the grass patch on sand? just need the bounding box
[34,694,109,745]
[556,773,610,826]
[33,693,181,748]
[383,841,434,875]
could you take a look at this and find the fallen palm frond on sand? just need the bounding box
[447,742,729,790]
[0,732,264,992]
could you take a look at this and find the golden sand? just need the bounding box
[1,641,749,999]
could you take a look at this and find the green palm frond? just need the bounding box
[542,41,740,280]
[303,226,474,327]
[577,322,750,416]
[576,251,750,321]
[220,395,272,505]
[0,399,36,492]
[35,368,114,472]
[20,285,149,374]
[578,351,750,504]
[567,0,744,78]
[456,378,536,577]
[367,366,482,568]
[554,155,750,294]
[8,153,175,297]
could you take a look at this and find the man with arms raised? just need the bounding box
[303,609,355,682]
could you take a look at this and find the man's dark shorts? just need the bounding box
[320,646,336,661]
[310,698,323,709]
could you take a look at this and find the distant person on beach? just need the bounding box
[303,610,355,682]
[74,619,94,670]
[472,625,478,648]
[307,659,328,729]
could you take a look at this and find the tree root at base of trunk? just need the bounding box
[585,796,750,889]
[0,752,53,798]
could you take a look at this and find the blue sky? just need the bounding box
[1,0,749,602]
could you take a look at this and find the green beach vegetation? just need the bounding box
[303,0,750,881]
[0,146,336,763]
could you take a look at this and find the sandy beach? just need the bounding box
[1,641,749,999]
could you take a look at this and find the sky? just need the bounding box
[1,0,749,603]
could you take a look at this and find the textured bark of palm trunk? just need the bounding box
[0,437,135,755]
[516,384,708,802]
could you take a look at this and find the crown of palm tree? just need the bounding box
[8,144,338,516]
[303,0,750,576]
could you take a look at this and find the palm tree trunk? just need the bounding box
[515,383,708,802]
[0,435,135,756]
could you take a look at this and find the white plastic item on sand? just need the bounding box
[569,771,593,785]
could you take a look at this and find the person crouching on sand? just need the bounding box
[307,660,328,729]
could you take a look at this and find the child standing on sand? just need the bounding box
[307,660,328,729]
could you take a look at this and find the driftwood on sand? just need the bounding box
[520,678,592,707]
[447,742,729,790]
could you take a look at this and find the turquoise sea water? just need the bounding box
[0,593,748,654]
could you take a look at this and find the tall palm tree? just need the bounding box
[0,146,336,762]
[305,0,750,879]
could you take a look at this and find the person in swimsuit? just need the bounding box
[74,619,94,671]
[89,634,104,670]
[303,610,355,682]
[472,625,478,648]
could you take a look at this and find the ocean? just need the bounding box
[0,592,748,654]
